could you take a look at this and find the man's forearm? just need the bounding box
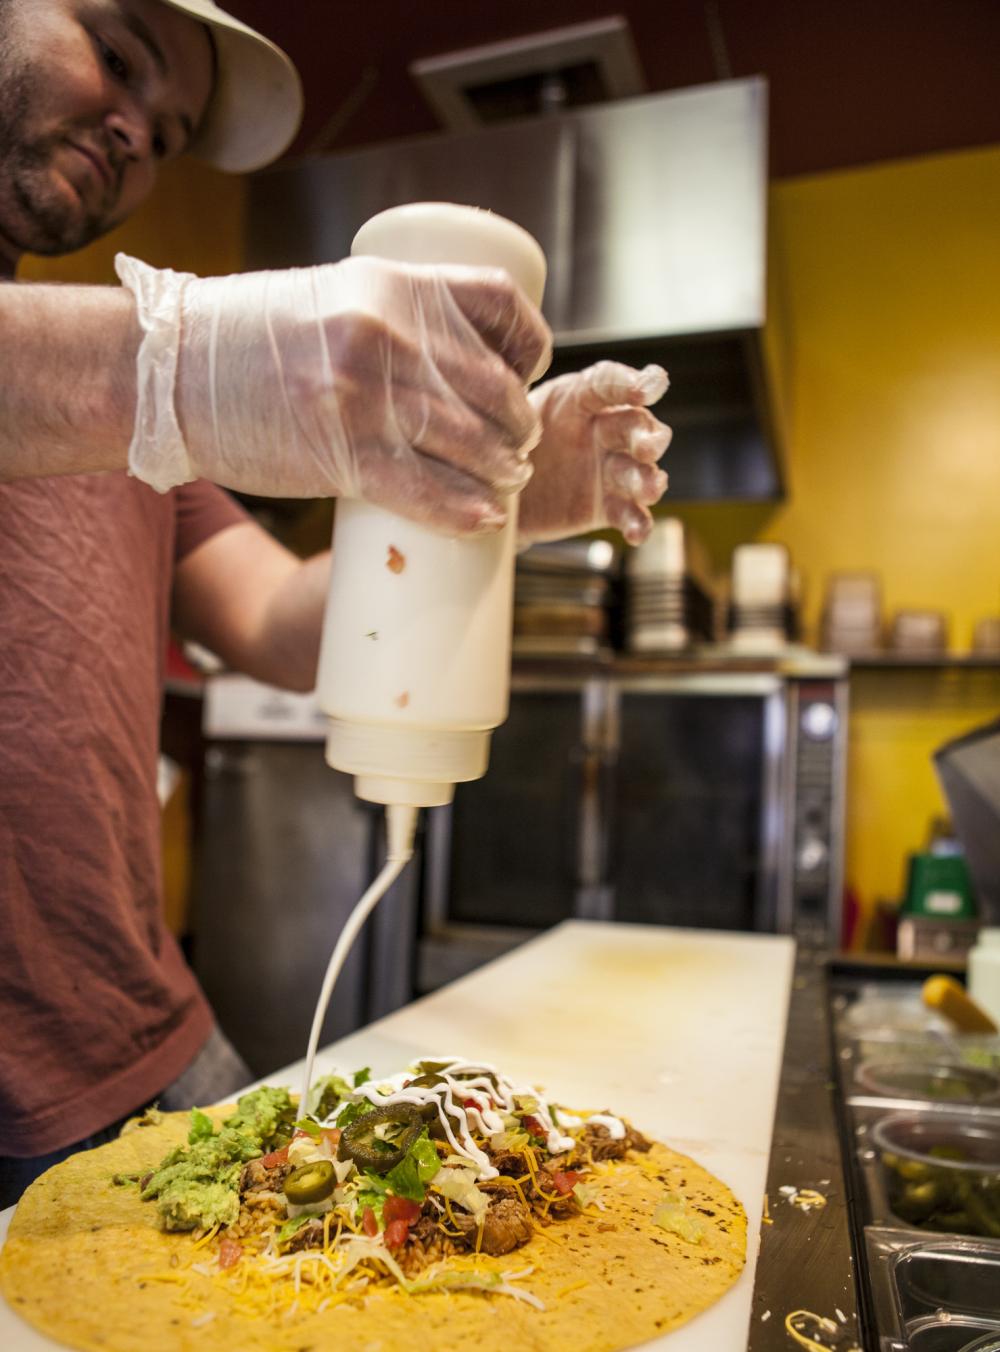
[254,549,331,692]
[173,521,331,694]
[0,283,137,480]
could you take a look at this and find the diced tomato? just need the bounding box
[550,1170,582,1196]
[461,1097,480,1111]
[218,1237,243,1270]
[384,1218,410,1249]
[522,1114,546,1140]
[362,1206,378,1237]
[383,1196,421,1226]
[292,1128,314,1140]
[259,1145,289,1168]
[322,1127,341,1147]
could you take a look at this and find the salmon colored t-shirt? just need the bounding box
[0,471,247,1156]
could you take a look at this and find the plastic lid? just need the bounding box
[352,203,546,308]
[325,719,491,808]
[355,775,454,809]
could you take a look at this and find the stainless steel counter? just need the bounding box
[749,946,861,1350]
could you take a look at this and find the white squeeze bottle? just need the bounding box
[300,204,547,1109]
[968,928,1000,1029]
[317,202,547,821]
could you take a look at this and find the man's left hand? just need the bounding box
[517,362,671,546]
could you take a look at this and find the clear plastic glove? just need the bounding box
[115,253,552,534]
[517,361,671,545]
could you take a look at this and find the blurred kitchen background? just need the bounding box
[24,0,1000,1075]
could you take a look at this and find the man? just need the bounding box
[0,0,670,1206]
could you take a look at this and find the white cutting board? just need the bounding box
[1,921,794,1351]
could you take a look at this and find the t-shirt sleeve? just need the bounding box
[173,480,249,564]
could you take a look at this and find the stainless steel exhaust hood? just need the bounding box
[245,77,785,500]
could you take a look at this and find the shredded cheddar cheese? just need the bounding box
[191,1223,220,1250]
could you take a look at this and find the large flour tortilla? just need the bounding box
[1,1107,746,1352]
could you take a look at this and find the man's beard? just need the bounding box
[0,57,120,256]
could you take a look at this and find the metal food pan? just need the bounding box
[865,1228,1000,1351]
[907,1326,1000,1352]
[853,1060,1000,1106]
[852,1103,1000,1241]
[872,1111,1000,1240]
[837,1031,1000,1087]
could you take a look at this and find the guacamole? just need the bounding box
[140,1086,294,1231]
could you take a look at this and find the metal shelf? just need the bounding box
[847,654,1000,670]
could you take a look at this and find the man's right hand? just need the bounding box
[117,254,552,534]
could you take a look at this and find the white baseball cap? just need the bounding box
[157,0,304,172]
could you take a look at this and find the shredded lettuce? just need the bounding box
[405,1268,544,1309]
[407,1268,502,1295]
[490,1129,530,1153]
[353,1067,372,1087]
[652,1193,705,1244]
[433,1166,488,1219]
[355,1179,387,1228]
[381,1131,441,1201]
[335,1101,367,1129]
[275,1215,312,1247]
[309,1073,353,1119]
[292,1118,322,1139]
[572,1181,600,1209]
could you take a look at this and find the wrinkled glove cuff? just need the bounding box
[115,253,196,494]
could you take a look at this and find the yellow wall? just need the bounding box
[675,144,1000,924]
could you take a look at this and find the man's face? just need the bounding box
[0,0,214,264]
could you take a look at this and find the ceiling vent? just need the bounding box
[410,17,646,131]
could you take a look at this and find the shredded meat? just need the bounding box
[449,1192,534,1256]
[581,1121,650,1161]
[395,1213,466,1277]
[485,1147,528,1178]
[239,1157,292,1195]
[283,1218,325,1253]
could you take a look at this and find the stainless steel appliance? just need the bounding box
[246,76,787,502]
[936,719,1000,924]
[418,652,848,992]
[190,676,421,1074]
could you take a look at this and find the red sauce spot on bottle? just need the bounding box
[386,546,405,574]
[394,692,410,709]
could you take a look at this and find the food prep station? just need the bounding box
[5,921,796,1352]
[5,925,1000,1351]
[750,952,1000,1352]
[830,969,1000,1352]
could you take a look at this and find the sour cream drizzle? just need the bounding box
[317,1057,624,1174]
[583,1113,626,1140]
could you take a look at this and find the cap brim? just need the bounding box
[158,1,304,173]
